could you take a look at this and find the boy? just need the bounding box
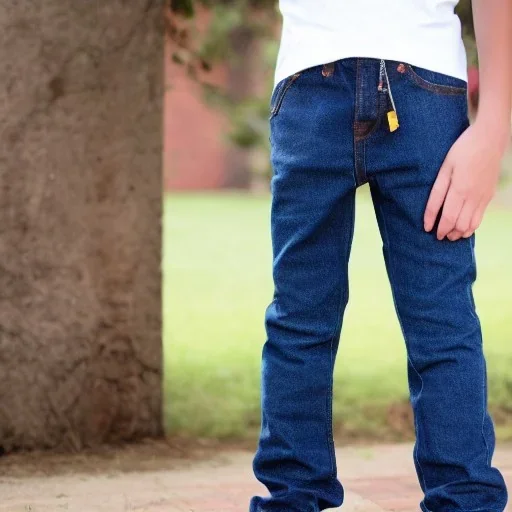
[250,1,512,511]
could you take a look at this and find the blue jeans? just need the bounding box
[250,58,508,512]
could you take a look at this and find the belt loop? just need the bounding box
[322,62,335,77]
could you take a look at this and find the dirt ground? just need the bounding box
[1,440,512,512]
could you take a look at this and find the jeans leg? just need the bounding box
[250,62,358,512]
[250,185,354,512]
[370,177,508,512]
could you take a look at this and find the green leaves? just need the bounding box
[456,0,474,37]
[170,0,195,18]
[170,0,277,15]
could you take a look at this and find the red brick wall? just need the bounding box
[164,10,276,191]
[164,12,230,191]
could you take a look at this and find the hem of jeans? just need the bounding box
[422,509,504,512]
[417,503,507,512]
[419,502,431,512]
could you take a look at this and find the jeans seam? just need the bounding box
[480,330,491,468]
[325,196,355,478]
[353,59,361,186]
[469,236,492,468]
[376,198,428,494]
[482,366,491,467]
[362,140,367,184]
[464,236,492,468]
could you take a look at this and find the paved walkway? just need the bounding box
[1,442,512,511]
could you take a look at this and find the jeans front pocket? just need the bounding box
[269,72,302,120]
[401,63,467,96]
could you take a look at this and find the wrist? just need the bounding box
[472,113,511,154]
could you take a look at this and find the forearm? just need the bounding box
[472,0,512,150]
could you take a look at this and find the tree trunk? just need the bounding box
[0,1,163,451]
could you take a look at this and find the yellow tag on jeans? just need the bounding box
[387,110,399,132]
[388,110,400,132]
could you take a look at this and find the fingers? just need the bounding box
[463,199,488,238]
[424,162,452,232]
[446,200,475,241]
[436,185,465,240]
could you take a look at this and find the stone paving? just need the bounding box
[1,442,512,511]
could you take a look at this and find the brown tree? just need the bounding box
[0,1,164,451]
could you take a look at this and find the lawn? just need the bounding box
[163,191,512,441]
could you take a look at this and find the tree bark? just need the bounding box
[0,1,163,451]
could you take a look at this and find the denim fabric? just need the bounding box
[250,58,508,512]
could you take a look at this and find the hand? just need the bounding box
[424,121,508,241]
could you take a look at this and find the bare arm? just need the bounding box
[473,0,512,146]
[424,0,512,240]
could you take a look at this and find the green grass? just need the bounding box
[163,191,512,441]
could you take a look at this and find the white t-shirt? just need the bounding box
[274,0,467,89]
